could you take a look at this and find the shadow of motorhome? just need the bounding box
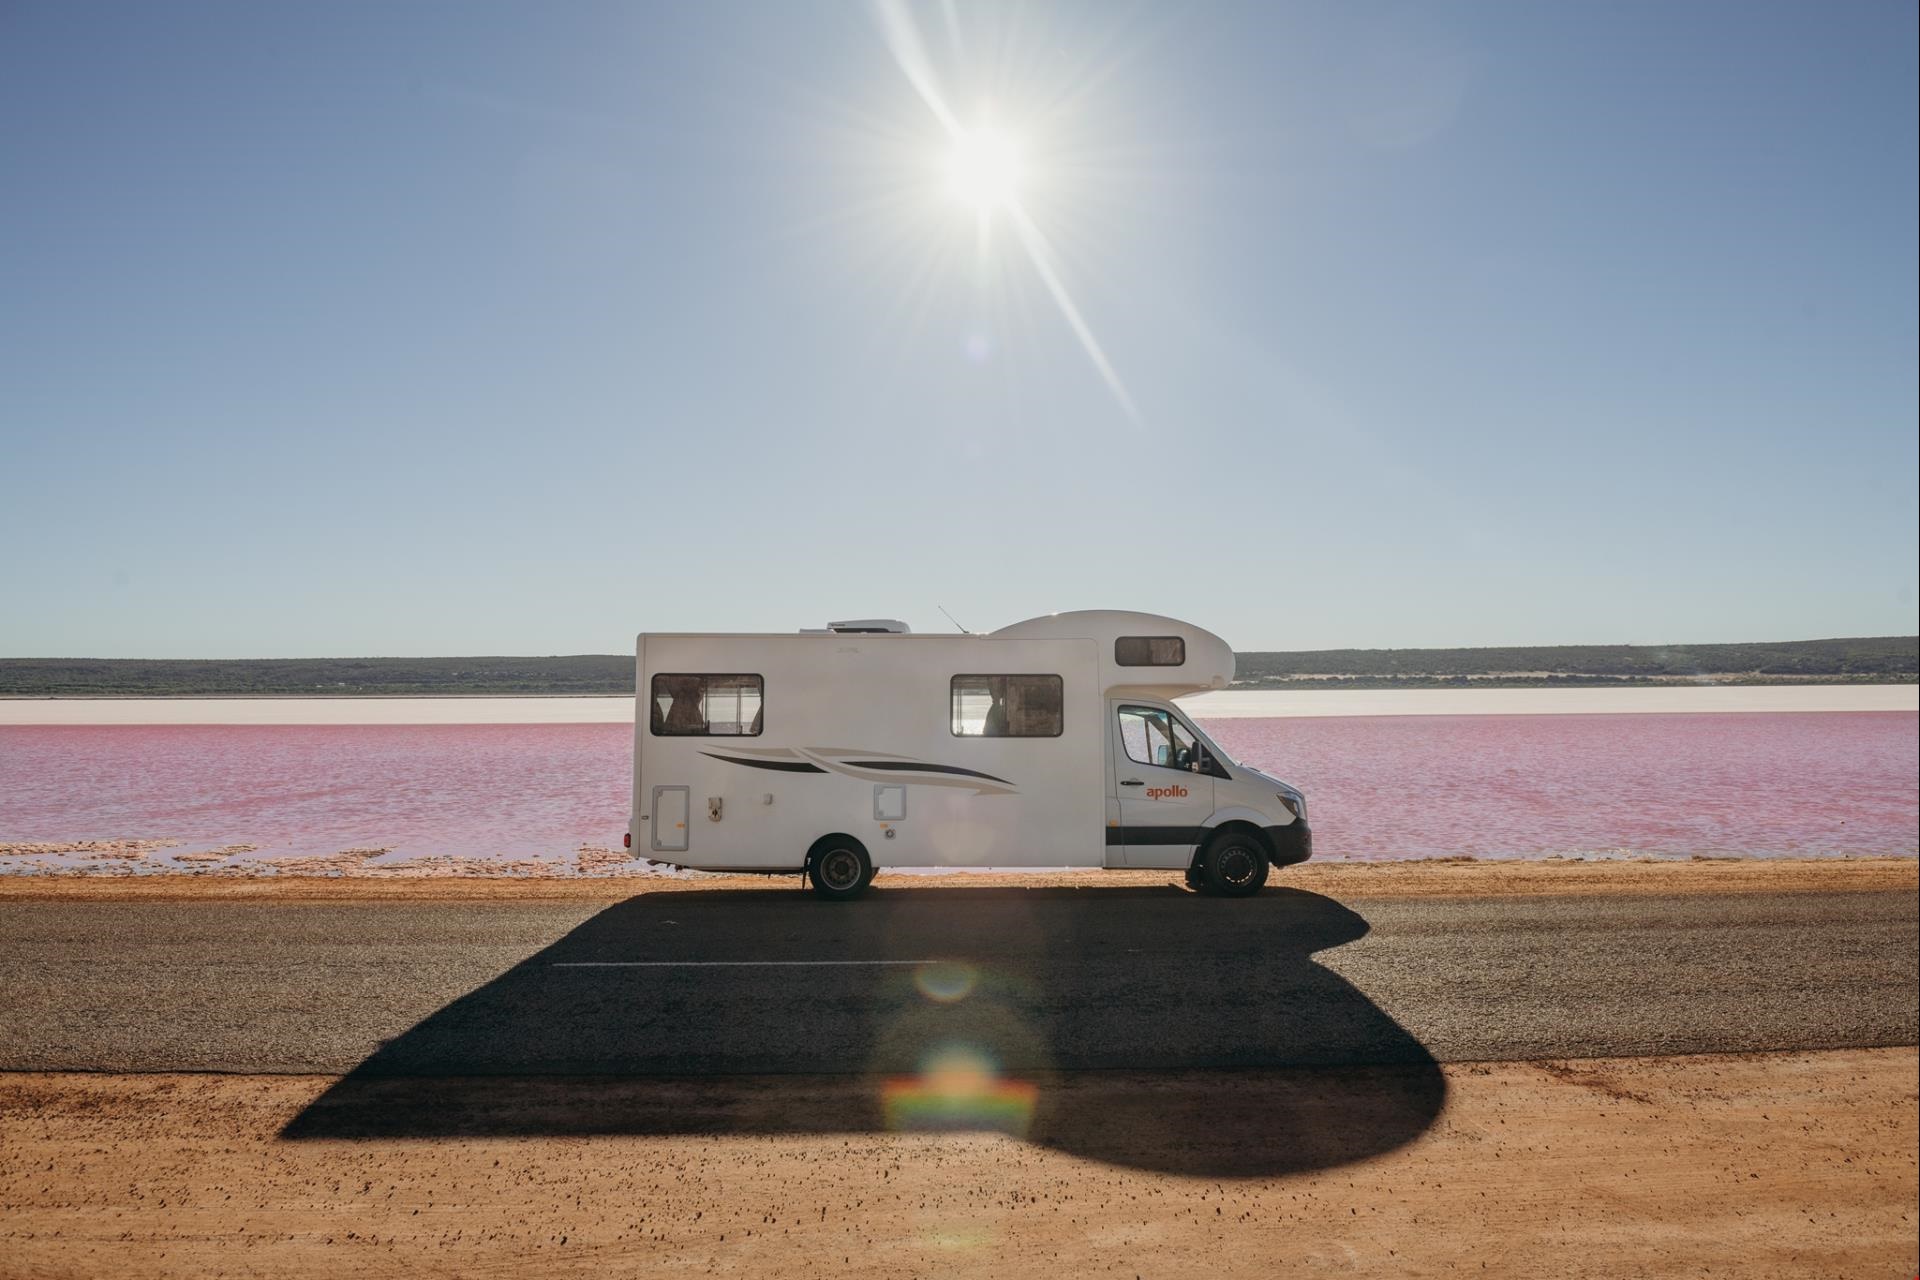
[283,885,1446,1178]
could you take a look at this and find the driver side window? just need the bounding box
[1118,705,1197,770]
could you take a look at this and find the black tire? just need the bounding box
[1202,830,1269,897]
[807,836,873,900]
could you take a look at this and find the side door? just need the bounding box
[1111,702,1216,868]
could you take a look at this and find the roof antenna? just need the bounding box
[937,604,972,635]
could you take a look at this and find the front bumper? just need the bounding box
[1263,821,1312,867]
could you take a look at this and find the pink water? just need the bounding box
[1207,712,1916,861]
[0,713,1913,873]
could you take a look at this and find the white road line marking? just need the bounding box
[552,959,945,968]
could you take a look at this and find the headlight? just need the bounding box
[1277,792,1306,823]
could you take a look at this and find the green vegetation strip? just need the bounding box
[2,637,1913,697]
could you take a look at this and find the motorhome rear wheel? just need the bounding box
[807,836,874,901]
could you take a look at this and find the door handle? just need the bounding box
[1120,779,1144,786]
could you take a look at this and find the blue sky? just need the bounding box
[2,0,1914,657]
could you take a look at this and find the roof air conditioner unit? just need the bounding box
[825,619,911,634]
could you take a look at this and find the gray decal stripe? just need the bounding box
[701,753,827,773]
[842,760,1014,786]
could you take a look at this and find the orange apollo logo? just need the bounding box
[1145,784,1189,800]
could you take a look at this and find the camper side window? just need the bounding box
[1114,636,1185,666]
[650,674,764,736]
[951,675,1064,737]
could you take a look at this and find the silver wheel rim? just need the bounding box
[1219,847,1256,886]
[821,849,861,890]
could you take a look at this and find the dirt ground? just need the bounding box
[0,1049,1912,1279]
[0,854,1912,902]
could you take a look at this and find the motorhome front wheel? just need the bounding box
[1203,831,1270,898]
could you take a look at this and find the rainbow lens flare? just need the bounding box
[882,1045,1037,1137]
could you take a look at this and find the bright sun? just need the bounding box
[944,127,1026,212]
[872,0,1138,417]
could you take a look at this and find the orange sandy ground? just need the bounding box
[0,1050,1913,1279]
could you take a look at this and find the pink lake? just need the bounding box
[0,712,1913,873]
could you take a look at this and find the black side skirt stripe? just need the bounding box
[1105,826,1208,846]
[701,753,827,773]
[840,760,1014,787]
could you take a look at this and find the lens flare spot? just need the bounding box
[914,961,978,1003]
[926,1225,995,1250]
[883,1044,1037,1137]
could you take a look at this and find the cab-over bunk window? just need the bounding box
[1115,636,1185,666]
[650,673,763,736]
[951,674,1064,737]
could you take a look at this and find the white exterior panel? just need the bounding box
[633,633,1105,870]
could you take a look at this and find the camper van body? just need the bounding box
[629,610,1311,896]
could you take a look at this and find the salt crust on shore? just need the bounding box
[1,856,1911,901]
[2,684,1914,723]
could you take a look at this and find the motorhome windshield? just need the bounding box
[1197,727,1237,767]
[1182,714,1237,767]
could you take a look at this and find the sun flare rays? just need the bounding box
[870,0,1144,423]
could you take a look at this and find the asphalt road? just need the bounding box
[2,885,1914,1077]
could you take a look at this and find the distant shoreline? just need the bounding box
[3,635,1912,698]
[3,684,1914,723]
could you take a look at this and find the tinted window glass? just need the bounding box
[650,674,763,736]
[1115,636,1185,666]
[951,674,1064,737]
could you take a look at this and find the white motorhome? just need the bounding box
[627,610,1311,899]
